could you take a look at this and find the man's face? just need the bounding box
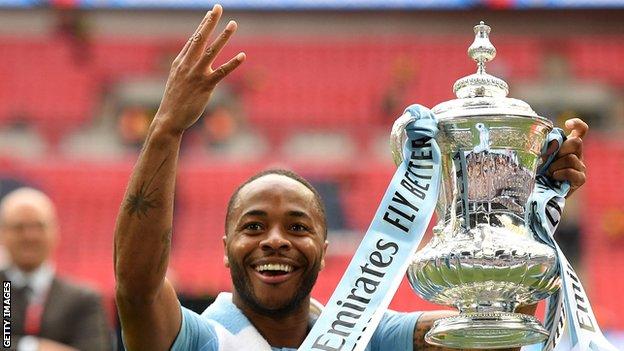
[224,175,327,316]
[0,196,57,272]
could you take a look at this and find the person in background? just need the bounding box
[0,188,113,351]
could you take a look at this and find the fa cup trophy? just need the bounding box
[401,22,560,349]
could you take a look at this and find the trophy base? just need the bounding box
[425,312,548,349]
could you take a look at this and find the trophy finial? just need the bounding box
[468,21,496,73]
[453,21,508,99]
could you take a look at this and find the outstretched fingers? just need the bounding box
[184,4,223,62]
[173,5,244,87]
[197,20,238,72]
[174,8,213,64]
[207,53,246,85]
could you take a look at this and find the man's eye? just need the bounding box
[243,223,263,231]
[290,223,309,232]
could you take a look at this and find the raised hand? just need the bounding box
[155,4,245,135]
[547,118,589,197]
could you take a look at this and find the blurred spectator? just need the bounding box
[59,45,171,159]
[0,188,112,350]
[0,177,33,270]
[186,83,267,159]
[61,72,163,159]
[116,105,155,151]
[380,55,418,122]
[59,77,163,159]
[200,84,244,147]
[54,7,92,65]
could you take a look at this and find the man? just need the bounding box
[0,188,112,351]
[114,5,588,351]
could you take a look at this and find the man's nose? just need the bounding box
[260,227,291,251]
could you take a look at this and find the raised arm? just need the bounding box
[113,5,245,350]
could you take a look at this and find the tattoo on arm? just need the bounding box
[124,156,169,219]
[154,228,173,275]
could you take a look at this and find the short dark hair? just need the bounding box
[224,169,327,238]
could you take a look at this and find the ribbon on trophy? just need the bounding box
[528,130,617,351]
[300,104,441,351]
[302,104,617,351]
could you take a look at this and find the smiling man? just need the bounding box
[225,171,327,320]
[113,5,589,351]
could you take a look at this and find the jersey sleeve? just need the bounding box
[368,310,422,351]
[170,306,219,351]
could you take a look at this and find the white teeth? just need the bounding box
[255,263,293,273]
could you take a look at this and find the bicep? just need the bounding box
[117,278,181,351]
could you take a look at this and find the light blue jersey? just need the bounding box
[171,292,421,351]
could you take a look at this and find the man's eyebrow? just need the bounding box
[287,210,312,220]
[241,209,267,218]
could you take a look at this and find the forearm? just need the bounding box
[114,118,182,300]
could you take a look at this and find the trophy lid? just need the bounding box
[432,22,549,123]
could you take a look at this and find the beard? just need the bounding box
[229,253,321,318]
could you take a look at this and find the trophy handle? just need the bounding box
[390,111,416,166]
[390,105,438,166]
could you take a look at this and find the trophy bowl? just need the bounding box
[403,22,561,349]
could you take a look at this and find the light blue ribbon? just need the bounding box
[528,129,617,351]
[299,105,442,351]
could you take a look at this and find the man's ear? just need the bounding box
[222,235,229,268]
[320,240,329,270]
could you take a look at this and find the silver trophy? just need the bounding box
[393,22,560,349]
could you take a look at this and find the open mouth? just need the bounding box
[252,263,297,284]
[254,263,294,276]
